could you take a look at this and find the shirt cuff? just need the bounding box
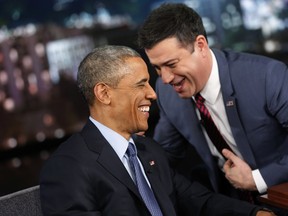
[252,169,268,194]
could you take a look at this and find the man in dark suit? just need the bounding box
[40,45,275,215]
[137,2,288,204]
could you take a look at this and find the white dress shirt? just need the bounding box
[193,50,267,193]
[89,116,151,187]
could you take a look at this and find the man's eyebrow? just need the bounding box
[135,78,149,85]
[151,59,176,68]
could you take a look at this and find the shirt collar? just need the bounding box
[89,116,133,159]
[200,50,220,105]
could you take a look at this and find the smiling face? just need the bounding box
[107,57,157,139]
[145,36,212,98]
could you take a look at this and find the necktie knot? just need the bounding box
[195,93,210,118]
[127,142,136,157]
[195,93,205,104]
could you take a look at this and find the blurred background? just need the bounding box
[0,0,288,196]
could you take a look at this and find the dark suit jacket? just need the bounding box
[154,49,288,192]
[40,120,260,216]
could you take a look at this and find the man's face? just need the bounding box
[145,37,211,98]
[109,57,156,138]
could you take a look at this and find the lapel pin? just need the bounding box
[149,160,155,166]
[226,100,234,107]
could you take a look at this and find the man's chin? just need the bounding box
[177,92,191,98]
[135,125,148,134]
[136,131,146,136]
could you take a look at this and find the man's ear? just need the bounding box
[195,35,209,57]
[195,35,207,49]
[94,83,111,105]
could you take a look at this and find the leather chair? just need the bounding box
[0,185,42,216]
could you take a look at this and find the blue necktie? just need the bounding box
[126,142,163,216]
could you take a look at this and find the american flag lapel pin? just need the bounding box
[226,100,234,107]
[149,160,155,166]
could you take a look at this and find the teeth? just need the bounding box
[173,82,181,87]
[138,106,150,112]
[172,78,184,87]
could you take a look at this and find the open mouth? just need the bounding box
[172,78,185,92]
[138,106,150,112]
[138,106,150,119]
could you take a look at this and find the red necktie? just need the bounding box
[195,93,233,157]
[195,93,255,203]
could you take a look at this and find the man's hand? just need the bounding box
[222,149,257,191]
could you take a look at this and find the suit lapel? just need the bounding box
[222,95,257,167]
[157,80,220,191]
[214,49,257,167]
[80,120,142,199]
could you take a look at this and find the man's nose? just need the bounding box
[147,84,157,100]
[161,68,174,84]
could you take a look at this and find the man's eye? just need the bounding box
[167,63,176,68]
[135,83,145,88]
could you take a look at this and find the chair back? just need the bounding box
[0,185,42,216]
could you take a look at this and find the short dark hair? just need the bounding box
[138,3,207,49]
[77,45,140,106]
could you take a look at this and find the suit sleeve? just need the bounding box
[40,155,102,216]
[259,60,288,186]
